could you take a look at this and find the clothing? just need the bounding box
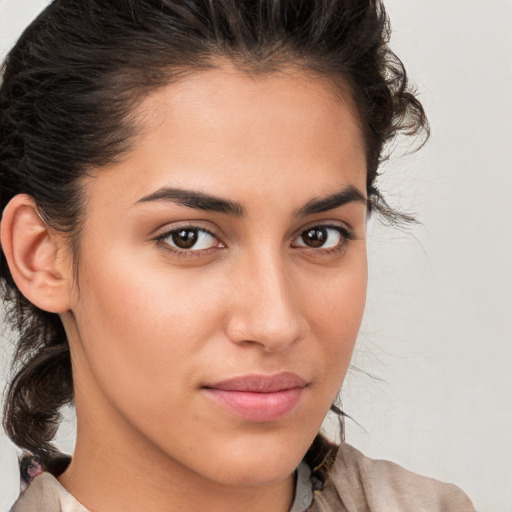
[9,441,475,512]
[308,443,476,512]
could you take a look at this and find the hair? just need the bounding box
[0,0,428,476]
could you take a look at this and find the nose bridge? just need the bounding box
[227,245,304,351]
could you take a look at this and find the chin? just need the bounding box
[209,455,299,487]
[187,431,312,487]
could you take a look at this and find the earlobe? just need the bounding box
[0,194,73,313]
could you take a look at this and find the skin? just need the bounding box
[3,66,368,511]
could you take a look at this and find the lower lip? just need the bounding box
[203,387,305,422]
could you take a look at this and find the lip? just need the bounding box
[202,372,307,422]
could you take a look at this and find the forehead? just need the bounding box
[138,64,363,151]
[86,65,367,209]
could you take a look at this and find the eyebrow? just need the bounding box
[136,187,244,216]
[135,185,367,217]
[295,185,367,216]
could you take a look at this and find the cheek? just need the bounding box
[301,252,367,379]
[73,247,229,406]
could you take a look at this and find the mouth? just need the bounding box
[202,372,308,422]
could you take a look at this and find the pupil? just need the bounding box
[303,228,326,248]
[172,229,198,249]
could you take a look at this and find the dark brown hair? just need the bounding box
[0,0,428,470]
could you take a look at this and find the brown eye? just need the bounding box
[293,225,349,250]
[171,229,198,249]
[300,227,328,248]
[161,227,219,252]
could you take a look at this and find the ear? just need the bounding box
[0,194,73,313]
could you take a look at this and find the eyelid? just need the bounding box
[150,220,355,259]
[291,221,355,254]
[152,220,222,241]
[151,222,225,257]
[293,220,354,240]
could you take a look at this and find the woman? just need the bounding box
[0,0,475,510]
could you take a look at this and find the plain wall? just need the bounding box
[1,0,511,510]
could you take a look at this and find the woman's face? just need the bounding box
[62,66,368,487]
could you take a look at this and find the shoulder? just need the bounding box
[9,453,88,512]
[9,472,89,512]
[310,442,476,512]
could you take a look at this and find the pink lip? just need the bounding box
[202,372,307,422]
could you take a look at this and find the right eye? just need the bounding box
[294,226,345,249]
[155,226,222,254]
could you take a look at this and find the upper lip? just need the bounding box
[203,372,308,393]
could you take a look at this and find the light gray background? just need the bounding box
[1,1,511,510]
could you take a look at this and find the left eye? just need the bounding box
[293,226,346,249]
[162,228,218,251]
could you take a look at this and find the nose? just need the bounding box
[225,249,306,352]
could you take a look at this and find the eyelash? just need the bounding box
[292,222,355,256]
[153,222,355,258]
[153,225,222,259]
